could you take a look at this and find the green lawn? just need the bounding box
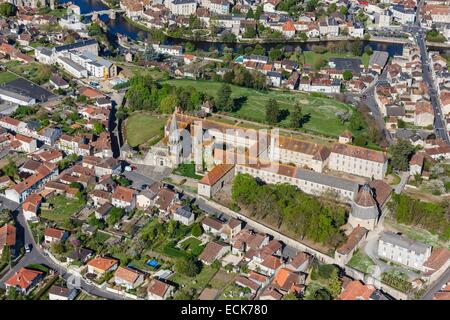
[170,265,218,294]
[94,231,111,243]
[40,195,85,224]
[347,250,375,274]
[125,112,167,147]
[162,79,354,138]
[173,163,203,180]
[179,237,204,256]
[303,51,370,69]
[0,71,18,84]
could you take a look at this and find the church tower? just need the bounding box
[168,113,182,167]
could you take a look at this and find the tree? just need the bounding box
[343,70,353,81]
[265,99,281,125]
[364,45,373,55]
[254,5,263,20]
[299,32,308,42]
[106,207,125,227]
[269,48,283,61]
[339,6,348,15]
[314,288,332,300]
[216,83,233,112]
[290,102,304,128]
[175,256,200,277]
[0,3,16,17]
[93,122,105,135]
[191,223,203,237]
[282,292,298,300]
[2,160,18,180]
[246,7,254,19]
[351,39,362,56]
[160,94,179,114]
[389,139,415,171]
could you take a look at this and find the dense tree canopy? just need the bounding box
[389,194,450,241]
[232,174,348,246]
[389,139,415,171]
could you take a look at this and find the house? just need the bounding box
[202,216,224,235]
[197,164,235,198]
[22,193,43,222]
[154,188,178,213]
[173,205,195,226]
[111,186,136,210]
[285,252,310,272]
[136,189,157,210]
[94,203,113,220]
[338,280,386,300]
[147,279,175,300]
[90,189,111,207]
[282,20,296,38]
[49,74,69,90]
[48,285,78,300]
[267,71,282,88]
[259,286,283,300]
[335,227,368,265]
[235,275,261,295]
[221,218,242,241]
[5,267,44,294]
[409,153,425,176]
[198,241,230,265]
[378,232,432,272]
[272,268,306,295]
[0,224,16,256]
[114,266,145,290]
[66,247,94,264]
[44,227,68,245]
[87,256,119,275]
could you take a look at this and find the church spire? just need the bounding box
[169,112,179,144]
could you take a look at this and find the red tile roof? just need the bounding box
[5,268,43,290]
[199,164,234,186]
[338,280,375,300]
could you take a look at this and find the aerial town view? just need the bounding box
[0,0,448,305]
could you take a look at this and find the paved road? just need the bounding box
[410,0,450,144]
[394,171,410,194]
[0,196,130,300]
[421,268,450,300]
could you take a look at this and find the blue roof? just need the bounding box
[147,259,159,267]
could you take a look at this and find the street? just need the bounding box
[0,196,132,300]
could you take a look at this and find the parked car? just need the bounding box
[25,244,32,253]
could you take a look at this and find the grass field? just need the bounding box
[173,163,203,180]
[162,79,354,138]
[40,195,85,224]
[170,265,218,294]
[0,71,18,84]
[125,112,167,147]
[303,51,371,69]
[347,250,376,274]
[179,237,204,256]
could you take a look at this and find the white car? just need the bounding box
[25,244,32,253]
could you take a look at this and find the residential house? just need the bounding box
[114,266,145,290]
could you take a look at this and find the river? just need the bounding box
[61,0,408,56]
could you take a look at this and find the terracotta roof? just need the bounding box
[410,153,425,166]
[199,242,228,264]
[5,267,43,290]
[147,279,171,298]
[424,247,450,275]
[368,180,392,207]
[331,143,387,163]
[248,271,268,284]
[287,252,310,269]
[235,275,260,292]
[87,256,118,272]
[273,268,301,292]
[355,184,377,207]
[112,186,135,203]
[199,164,234,186]
[202,216,224,231]
[261,255,283,270]
[337,226,368,255]
[44,227,66,240]
[0,224,16,249]
[276,135,330,161]
[338,280,375,300]
[283,20,296,32]
[115,266,141,284]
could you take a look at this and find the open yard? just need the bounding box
[0,71,18,84]
[347,250,376,274]
[302,51,371,69]
[179,237,204,256]
[125,112,167,147]
[40,195,85,225]
[173,163,203,180]
[162,79,354,138]
[170,265,219,294]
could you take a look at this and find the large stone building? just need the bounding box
[328,143,388,180]
[378,232,432,272]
